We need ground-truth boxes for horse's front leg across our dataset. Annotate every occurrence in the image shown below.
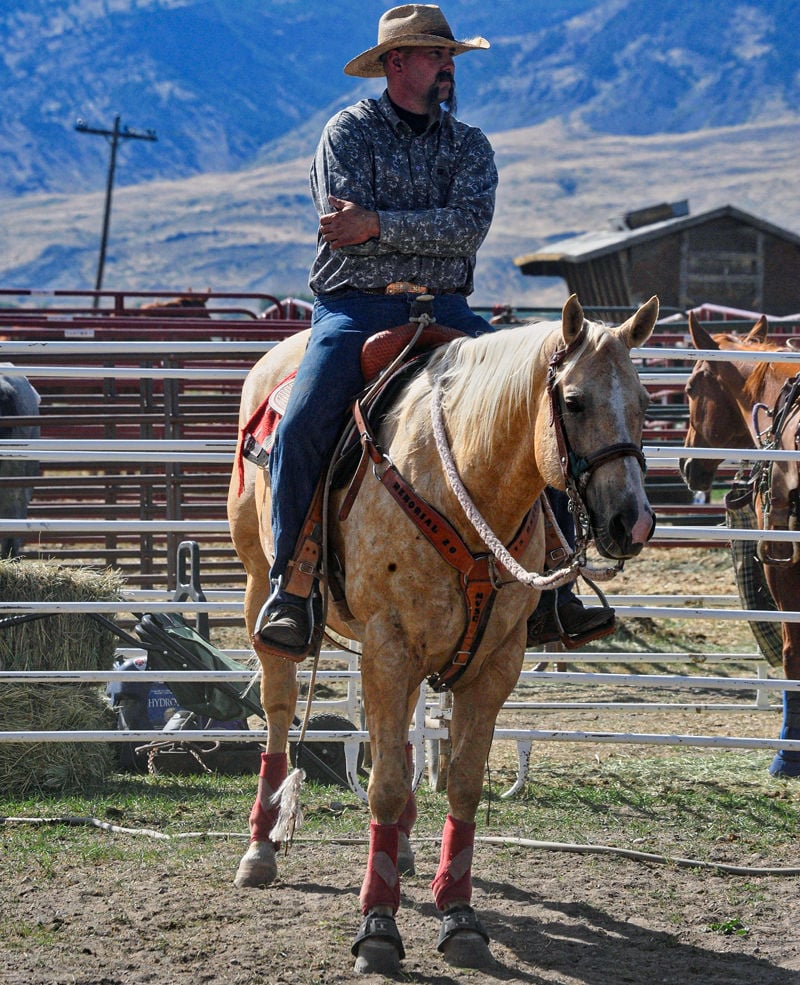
[351,635,417,975]
[432,667,516,969]
[234,653,298,888]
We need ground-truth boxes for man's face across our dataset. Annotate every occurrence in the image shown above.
[398,46,456,108]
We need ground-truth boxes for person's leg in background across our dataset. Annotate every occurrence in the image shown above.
[526,487,616,646]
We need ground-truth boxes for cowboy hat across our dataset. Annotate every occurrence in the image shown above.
[344,4,490,78]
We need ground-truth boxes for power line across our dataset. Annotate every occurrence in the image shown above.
[75,115,158,307]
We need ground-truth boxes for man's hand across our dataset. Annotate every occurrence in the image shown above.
[319,195,380,248]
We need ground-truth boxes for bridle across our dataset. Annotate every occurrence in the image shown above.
[547,323,649,550]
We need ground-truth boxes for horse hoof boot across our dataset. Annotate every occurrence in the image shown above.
[233,841,278,888]
[398,831,416,876]
[352,912,405,975]
[769,753,800,779]
[437,906,493,969]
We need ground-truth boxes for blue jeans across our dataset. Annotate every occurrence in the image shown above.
[547,487,578,605]
[268,291,493,583]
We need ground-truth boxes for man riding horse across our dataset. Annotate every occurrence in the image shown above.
[255,3,612,657]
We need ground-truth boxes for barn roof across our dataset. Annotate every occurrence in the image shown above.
[514,204,800,275]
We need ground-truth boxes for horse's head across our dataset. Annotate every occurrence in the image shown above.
[540,294,659,560]
[679,313,765,492]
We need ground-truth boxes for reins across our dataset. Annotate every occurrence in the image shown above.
[430,384,580,592]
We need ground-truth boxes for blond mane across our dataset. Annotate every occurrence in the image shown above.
[396,319,574,462]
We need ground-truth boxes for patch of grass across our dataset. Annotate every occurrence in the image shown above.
[0,917,63,950]
[479,751,799,860]
[1,752,797,880]
[707,916,750,936]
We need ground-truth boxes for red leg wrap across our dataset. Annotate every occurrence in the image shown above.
[431,814,475,911]
[248,752,287,844]
[397,743,417,837]
[359,822,400,915]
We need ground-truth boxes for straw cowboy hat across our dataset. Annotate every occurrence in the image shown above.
[344,4,490,78]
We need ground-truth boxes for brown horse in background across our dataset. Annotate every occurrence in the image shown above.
[227,295,658,973]
[139,290,211,316]
[680,312,800,777]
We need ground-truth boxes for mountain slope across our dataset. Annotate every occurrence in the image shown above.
[4,117,798,307]
[1,0,798,198]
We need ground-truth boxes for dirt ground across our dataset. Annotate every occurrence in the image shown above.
[2,548,800,985]
[3,833,799,985]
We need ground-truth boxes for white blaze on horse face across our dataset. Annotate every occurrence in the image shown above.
[572,336,652,551]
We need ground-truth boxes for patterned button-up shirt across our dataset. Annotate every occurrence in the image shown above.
[308,91,497,297]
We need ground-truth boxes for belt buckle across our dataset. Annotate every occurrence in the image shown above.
[386,281,428,296]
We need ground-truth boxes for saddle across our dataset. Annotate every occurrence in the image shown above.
[240,320,467,664]
[236,321,465,495]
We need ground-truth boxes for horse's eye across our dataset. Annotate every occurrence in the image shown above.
[563,394,583,413]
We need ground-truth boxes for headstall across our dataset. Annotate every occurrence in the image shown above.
[546,324,647,548]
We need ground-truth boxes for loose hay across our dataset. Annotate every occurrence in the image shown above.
[0,560,124,793]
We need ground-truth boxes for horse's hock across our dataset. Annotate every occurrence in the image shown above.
[0,558,123,793]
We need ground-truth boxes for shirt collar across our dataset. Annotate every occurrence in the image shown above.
[379,90,442,136]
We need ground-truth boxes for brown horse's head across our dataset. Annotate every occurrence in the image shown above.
[680,313,777,492]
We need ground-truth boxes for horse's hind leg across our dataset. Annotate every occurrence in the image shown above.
[228,466,300,886]
[234,650,298,887]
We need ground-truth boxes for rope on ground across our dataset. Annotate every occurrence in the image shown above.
[3,816,800,876]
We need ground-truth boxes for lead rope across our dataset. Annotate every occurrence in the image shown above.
[430,383,618,588]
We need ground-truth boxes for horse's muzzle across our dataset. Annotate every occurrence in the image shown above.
[595,502,655,559]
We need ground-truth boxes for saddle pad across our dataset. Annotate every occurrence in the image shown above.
[236,371,296,494]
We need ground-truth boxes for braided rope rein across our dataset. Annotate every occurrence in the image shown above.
[430,383,618,589]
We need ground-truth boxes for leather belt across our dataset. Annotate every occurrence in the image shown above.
[360,281,461,296]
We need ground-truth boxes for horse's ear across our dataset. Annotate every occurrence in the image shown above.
[747,315,769,344]
[616,296,659,349]
[561,294,584,345]
[688,311,719,352]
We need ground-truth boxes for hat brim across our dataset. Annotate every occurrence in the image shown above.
[344,35,489,78]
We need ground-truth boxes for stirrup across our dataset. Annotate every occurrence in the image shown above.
[557,614,616,649]
[252,580,323,664]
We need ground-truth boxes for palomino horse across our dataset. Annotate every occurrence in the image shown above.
[680,312,800,778]
[228,295,658,973]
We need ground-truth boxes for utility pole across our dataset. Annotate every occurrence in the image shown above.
[75,115,158,307]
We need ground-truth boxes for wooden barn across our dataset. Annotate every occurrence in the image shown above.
[514,202,800,316]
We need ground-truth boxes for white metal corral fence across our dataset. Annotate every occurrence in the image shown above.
[3,337,800,798]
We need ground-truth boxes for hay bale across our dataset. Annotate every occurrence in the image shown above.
[0,560,124,793]
[0,560,122,671]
